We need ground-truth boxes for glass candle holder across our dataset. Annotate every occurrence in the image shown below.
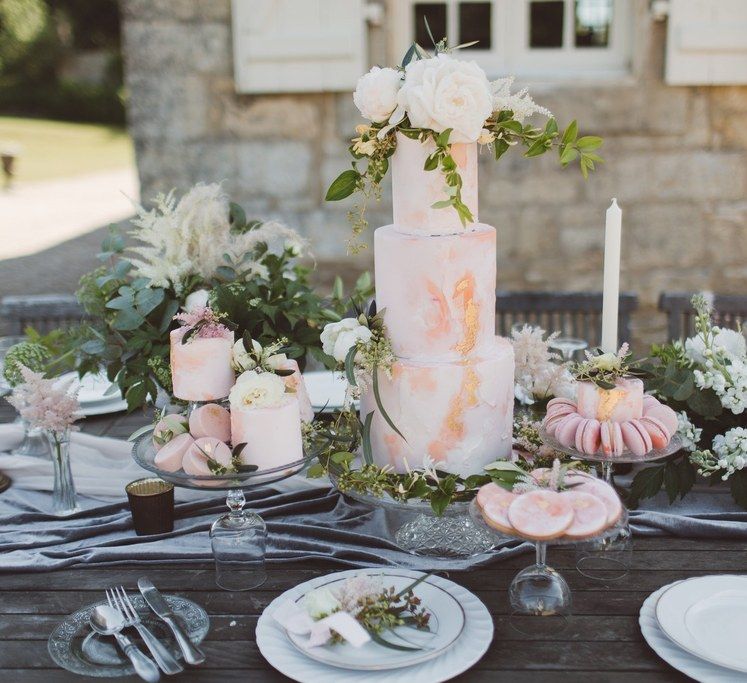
[126,478,174,535]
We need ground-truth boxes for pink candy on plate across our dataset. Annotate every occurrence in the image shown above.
[183,437,233,476]
[154,432,194,472]
[189,403,231,442]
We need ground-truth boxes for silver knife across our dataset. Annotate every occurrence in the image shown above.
[137,578,206,665]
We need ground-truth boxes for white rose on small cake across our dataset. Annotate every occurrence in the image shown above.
[229,369,303,470]
[320,318,373,363]
[353,66,402,123]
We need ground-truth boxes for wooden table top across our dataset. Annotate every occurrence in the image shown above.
[0,405,739,681]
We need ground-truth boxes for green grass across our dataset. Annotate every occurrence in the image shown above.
[0,117,134,183]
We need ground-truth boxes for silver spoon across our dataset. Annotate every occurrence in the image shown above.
[89,605,160,682]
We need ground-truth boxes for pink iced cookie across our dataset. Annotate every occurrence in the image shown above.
[154,432,194,472]
[482,489,517,535]
[601,421,624,457]
[561,490,609,539]
[621,419,653,456]
[183,437,232,475]
[575,418,602,455]
[556,414,584,448]
[152,414,188,449]
[639,415,672,449]
[507,490,574,541]
[643,400,679,436]
[189,403,231,442]
[566,473,623,526]
[476,482,503,509]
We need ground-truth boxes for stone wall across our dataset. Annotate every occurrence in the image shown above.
[121,0,747,349]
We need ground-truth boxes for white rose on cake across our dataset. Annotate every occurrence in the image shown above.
[397,54,493,143]
[321,318,373,363]
[183,288,210,313]
[233,339,288,372]
[229,370,287,409]
[353,66,402,123]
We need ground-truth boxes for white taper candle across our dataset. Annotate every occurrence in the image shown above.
[601,198,622,353]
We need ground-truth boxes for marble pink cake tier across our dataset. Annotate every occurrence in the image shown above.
[360,338,514,476]
[374,223,497,361]
[230,397,303,470]
[576,378,644,422]
[276,358,314,423]
[170,328,235,401]
[391,132,478,235]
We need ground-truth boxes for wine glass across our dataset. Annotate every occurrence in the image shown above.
[548,336,588,362]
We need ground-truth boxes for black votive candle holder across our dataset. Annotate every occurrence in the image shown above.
[126,478,174,535]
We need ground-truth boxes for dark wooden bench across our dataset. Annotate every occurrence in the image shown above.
[659,292,747,341]
[496,291,638,347]
[0,294,87,335]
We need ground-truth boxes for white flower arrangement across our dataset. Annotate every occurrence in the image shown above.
[320,318,373,364]
[692,428,747,481]
[228,370,289,410]
[511,325,575,404]
[327,31,601,249]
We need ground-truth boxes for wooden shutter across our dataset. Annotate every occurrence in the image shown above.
[665,0,747,85]
[232,0,367,93]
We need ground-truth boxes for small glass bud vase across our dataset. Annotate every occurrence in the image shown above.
[46,429,79,517]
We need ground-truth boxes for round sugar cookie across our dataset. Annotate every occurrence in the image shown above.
[507,490,574,541]
[565,473,623,526]
[476,482,504,509]
[189,403,231,442]
[482,489,517,535]
[154,432,194,472]
[561,490,609,539]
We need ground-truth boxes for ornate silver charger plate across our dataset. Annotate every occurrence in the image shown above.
[327,460,494,558]
[48,594,209,677]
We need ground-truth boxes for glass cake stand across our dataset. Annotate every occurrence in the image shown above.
[469,499,629,633]
[540,427,683,580]
[327,459,494,558]
[132,429,319,591]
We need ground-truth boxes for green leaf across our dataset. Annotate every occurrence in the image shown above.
[369,631,422,652]
[524,139,549,158]
[112,309,146,331]
[325,170,360,201]
[332,276,344,301]
[423,154,439,172]
[306,462,325,478]
[229,202,246,230]
[559,146,579,166]
[401,42,419,68]
[125,382,147,412]
[423,14,437,48]
[730,470,747,509]
[561,120,578,146]
[436,128,452,147]
[430,489,451,517]
[687,389,723,418]
[134,288,165,317]
[672,374,695,402]
[664,461,680,504]
[545,118,558,136]
[430,199,453,210]
[497,119,523,134]
[577,135,603,151]
[331,451,356,465]
[362,411,374,466]
[373,367,407,442]
[344,343,358,387]
[628,465,665,507]
[678,458,696,499]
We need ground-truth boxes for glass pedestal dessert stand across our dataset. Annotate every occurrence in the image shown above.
[469,499,629,634]
[540,428,683,580]
[132,429,318,591]
[327,459,494,558]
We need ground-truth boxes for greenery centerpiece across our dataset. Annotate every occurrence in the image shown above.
[72,183,372,410]
[326,24,603,250]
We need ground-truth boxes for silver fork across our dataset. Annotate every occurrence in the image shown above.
[107,587,184,675]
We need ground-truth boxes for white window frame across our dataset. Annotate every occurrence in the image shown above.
[388,0,632,81]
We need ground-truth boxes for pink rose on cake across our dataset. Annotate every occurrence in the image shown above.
[396,54,493,143]
[321,318,373,363]
[353,66,402,123]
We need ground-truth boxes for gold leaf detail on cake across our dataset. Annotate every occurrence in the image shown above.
[597,388,625,422]
[453,275,478,355]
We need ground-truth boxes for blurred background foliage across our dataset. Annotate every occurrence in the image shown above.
[0,0,124,124]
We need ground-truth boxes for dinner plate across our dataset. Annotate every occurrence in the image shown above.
[285,572,465,670]
[256,568,493,683]
[58,371,123,406]
[640,581,739,683]
[302,371,349,411]
[48,593,209,677]
[656,575,747,674]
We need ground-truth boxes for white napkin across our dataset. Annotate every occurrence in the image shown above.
[273,599,371,648]
[0,423,329,502]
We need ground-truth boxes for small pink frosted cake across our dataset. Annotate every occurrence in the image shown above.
[391,132,478,235]
[170,310,235,401]
[276,358,314,423]
[576,377,644,422]
[374,224,497,361]
[360,338,514,476]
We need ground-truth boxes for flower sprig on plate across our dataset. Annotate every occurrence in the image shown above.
[326,21,602,250]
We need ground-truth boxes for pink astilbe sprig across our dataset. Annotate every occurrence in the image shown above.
[8,366,80,436]
[174,306,231,339]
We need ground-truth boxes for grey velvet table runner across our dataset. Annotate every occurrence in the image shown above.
[3,481,747,573]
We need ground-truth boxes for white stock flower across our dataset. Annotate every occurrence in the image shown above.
[183,288,210,313]
[491,76,552,122]
[397,54,492,143]
[353,66,402,123]
[229,370,287,409]
[303,587,341,619]
[592,352,622,371]
[335,575,382,614]
[676,411,702,452]
[320,319,373,363]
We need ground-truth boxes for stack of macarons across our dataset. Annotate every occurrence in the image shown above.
[475,470,623,542]
[543,393,679,458]
[152,405,234,476]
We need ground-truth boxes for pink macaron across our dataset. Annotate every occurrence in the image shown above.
[601,420,624,457]
[620,419,653,456]
[643,401,679,436]
[639,415,672,449]
[188,403,231,442]
[556,414,584,448]
[576,418,602,455]
[153,432,194,472]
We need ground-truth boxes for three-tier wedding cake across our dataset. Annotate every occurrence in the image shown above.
[361,133,514,476]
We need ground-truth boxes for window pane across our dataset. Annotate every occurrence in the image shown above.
[414,3,447,47]
[529,1,564,48]
[458,3,491,50]
[575,0,613,47]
